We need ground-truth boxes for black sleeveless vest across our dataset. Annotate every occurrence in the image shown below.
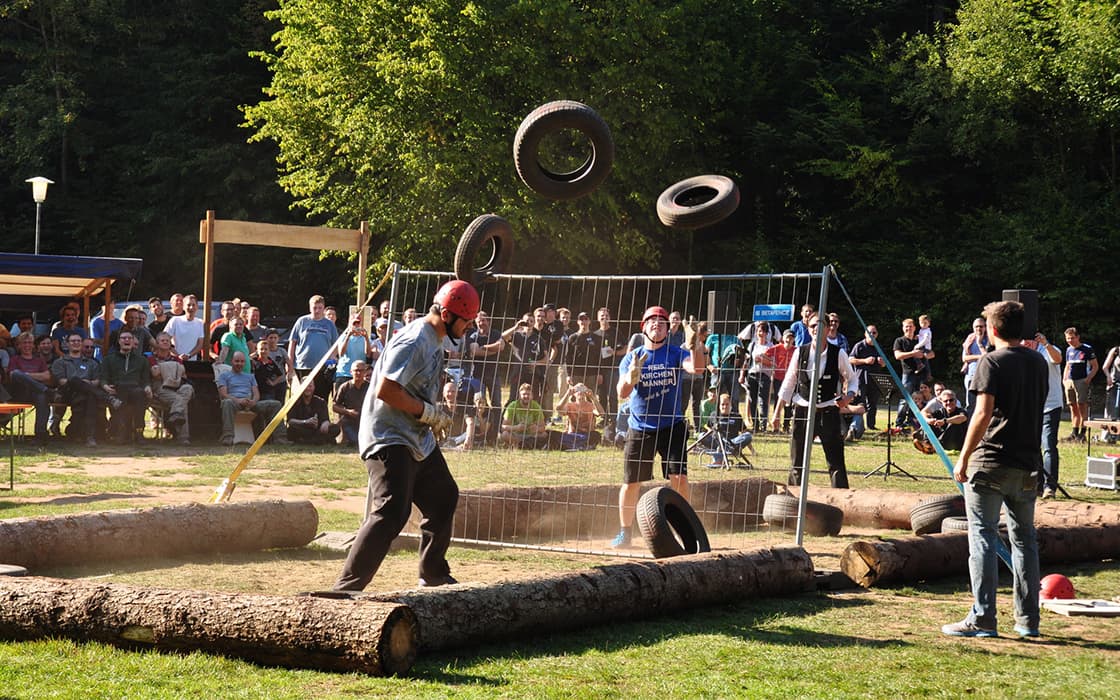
[796,342,841,403]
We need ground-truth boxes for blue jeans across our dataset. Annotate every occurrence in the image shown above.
[964,467,1040,631]
[896,373,922,426]
[1040,407,1061,491]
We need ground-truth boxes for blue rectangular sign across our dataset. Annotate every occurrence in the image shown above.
[753,304,795,323]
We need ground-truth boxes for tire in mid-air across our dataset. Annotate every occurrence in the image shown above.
[656,175,740,229]
[454,214,513,287]
[513,100,614,200]
[636,486,710,559]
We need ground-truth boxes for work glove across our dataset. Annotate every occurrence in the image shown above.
[628,349,648,387]
[419,400,453,434]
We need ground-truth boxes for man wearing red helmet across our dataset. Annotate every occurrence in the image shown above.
[333,279,480,591]
[610,305,706,548]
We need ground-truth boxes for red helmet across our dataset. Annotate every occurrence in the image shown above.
[642,305,669,323]
[434,280,480,321]
[1040,573,1075,600]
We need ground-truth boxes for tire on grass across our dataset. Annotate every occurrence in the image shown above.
[636,486,710,559]
[513,100,613,200]
[656,175,740,229]
[909,494,965,535]
[454,214,513,287]
[761,494,843,537]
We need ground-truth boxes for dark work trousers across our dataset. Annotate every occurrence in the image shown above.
[788,404,849,488]
[334,444,459,591]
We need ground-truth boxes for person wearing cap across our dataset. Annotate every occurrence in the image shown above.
[333,279,480,592]
[610,305,705,548]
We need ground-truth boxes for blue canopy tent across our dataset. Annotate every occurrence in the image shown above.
[0,253,143,343]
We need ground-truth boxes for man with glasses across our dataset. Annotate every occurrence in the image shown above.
[772,313,855,488]
[50,332,105,446]
[917,389,969,452]
[332,360,370,446]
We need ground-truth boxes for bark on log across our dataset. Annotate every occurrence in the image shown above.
[805,485,1120,530]
[446,478,777,542]
[0,500,318,570]
[840,525,1120,588]
[357,545,813,651]
[0,576,417,676]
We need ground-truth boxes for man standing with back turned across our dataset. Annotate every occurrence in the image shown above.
[333,280,479,591]
[942,300,1047,639]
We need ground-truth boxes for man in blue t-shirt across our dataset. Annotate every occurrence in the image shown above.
[609,305,705,549]
[1062,326,1098,443]
[287,294,340,400]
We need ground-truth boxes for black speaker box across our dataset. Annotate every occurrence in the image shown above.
[1001,289,1038,339]
[707,291,738,335]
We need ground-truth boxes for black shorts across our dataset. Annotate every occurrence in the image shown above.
[622,420,688,483]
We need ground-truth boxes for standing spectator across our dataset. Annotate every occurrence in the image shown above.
[164,295,206,361]
[218,317,252,373]
[335,313,373,388]
[147,297,170,337]
[89,306,124,360]
[893,318,934,429]
[595,307,627,440]
[1062,327,1098,443]
[501,308,549,404]
[1103,343,1120,433]
[288,294,340,401]
[825,313,849,353]
[740,322,774,432]
[680,321,711,430]
[168,293,185,318]
[50,304,87,357]
[610,306,704,548]
[961,317,989,415]
[705,324,744,410]
[563,312,603,391]
[765,330,797,433]
[772,313,855,489]
[332,280,479,592]
[789,304,815,346]
[848,326,884,433]
[942,300,1045,639]
[1035,331,1064,498]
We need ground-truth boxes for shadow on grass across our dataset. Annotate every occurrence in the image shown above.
[416,594,887,685]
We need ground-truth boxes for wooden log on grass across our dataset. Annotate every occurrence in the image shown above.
[805,486,1120,530]
[0,500,318,570]
[0,577,417,676]
[840,525,1120,588]
[357,545,813,651]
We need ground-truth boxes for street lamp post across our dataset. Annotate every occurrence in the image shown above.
[25,176,54,255]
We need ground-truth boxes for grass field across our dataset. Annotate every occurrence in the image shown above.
[1,423,1118,698]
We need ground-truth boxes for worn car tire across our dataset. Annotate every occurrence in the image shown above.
[636,486,710,559]
[656,175,740,229]
[910,494,966,535]
[513,100,614,200]
[761,494,843,537]
[454,214,513,287]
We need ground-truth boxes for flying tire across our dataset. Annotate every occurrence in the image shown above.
[513,100,614,200]
[656,175,740,229]
[454,214,513,287]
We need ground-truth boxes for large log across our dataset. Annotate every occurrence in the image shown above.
[806,485,1120,530]
[0,500,318,570]
[0,576,417,676]
[840,524,1120,587]
[355,545,813,651]
[444,477,778,543]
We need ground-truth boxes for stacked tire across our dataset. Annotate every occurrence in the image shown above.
[909,494,966,535]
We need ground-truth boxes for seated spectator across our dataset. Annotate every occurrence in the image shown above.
[110,305,154,353]
[333,360,370,446]
[8,331,53,444]
[101,330,152,443]
[8,313,34,338]
[552,382,603,450]
[916,389,969,452]
[699,393,753,464]
[148,332,194,445]
[287,381,340,445]
[253,333,288,403]
[437,380,477,450]
[50,303,87,356]
[216,351,286,446]
[500,382,547,449]
[698,385,718,429]
[50,332,105,446]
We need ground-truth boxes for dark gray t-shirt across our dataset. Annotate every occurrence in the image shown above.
[359,319,444,461]
[970,345,1047,472]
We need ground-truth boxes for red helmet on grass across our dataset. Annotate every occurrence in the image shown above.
[1040,573,1075,600]
[434,280,480,321]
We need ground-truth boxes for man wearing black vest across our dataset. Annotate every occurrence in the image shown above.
[772,313,855,488]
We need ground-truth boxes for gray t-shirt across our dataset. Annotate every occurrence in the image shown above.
[359,319,444,461]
